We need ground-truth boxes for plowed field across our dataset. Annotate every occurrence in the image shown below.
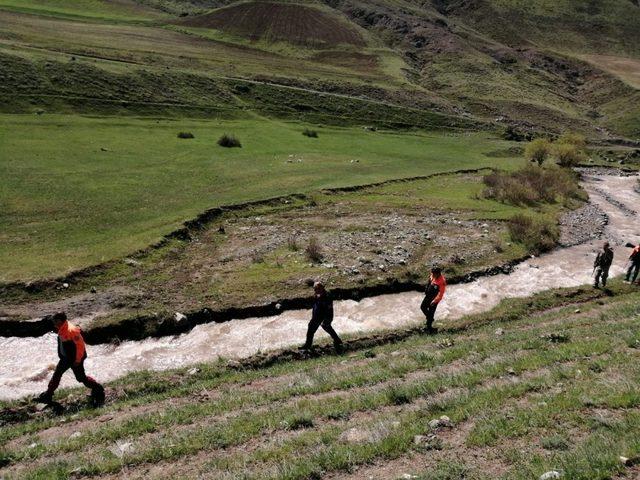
[179,1,366,47]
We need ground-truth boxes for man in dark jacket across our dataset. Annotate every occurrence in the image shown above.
[593,242,614,288]
[626,244,640,284]
[421,266,446,334]
[36,312,105,405]
[299,282,343,352]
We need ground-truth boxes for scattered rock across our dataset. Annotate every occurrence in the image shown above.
[539,471,562,480]
[174,312,187,323]
[90,286,97,294]
[542,333,570,343]
[62,282,69,289]
[69,431,82,439]
[187,367,200,376]
[620,456,631,466]
[28,442,38,449]
[124,258,141,267]
[495,328,504,336]
[35,403,48,412]
[574,309,581,314]
[428,415,453,429]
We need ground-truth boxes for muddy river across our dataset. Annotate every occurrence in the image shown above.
[1,173,638,400]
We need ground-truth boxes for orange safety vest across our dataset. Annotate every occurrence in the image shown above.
[57,320,86,364]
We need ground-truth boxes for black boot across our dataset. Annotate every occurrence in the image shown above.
[36,391,53,404]
[90,386,105,406]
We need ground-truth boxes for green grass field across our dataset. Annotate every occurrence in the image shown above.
[0,114,522,282]
[2,283,639,479]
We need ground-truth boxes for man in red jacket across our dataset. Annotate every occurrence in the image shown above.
[37,312,105,406]
[626,244,640,284]
[420,266,446,334]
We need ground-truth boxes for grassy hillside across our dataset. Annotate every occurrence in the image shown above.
[2,283,640,479]
[0,115,519,282]
[0,0,639,284]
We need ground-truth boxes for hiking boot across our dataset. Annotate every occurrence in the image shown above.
[425,327,439,335]
[89,386,105,406]
[36,391,53,404]
[334,343,345,354]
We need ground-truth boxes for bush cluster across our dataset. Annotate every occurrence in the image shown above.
[483,165,584,206]
[218,134,242,148]
[507,214,559,254]
[302,128,318,138]
[524,132,587,167]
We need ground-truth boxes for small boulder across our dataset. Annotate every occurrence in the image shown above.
[174,312,187,323]
[495,328,504,336]
[539,471,562,480]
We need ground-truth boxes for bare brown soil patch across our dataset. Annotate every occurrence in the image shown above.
[178,1,366,47]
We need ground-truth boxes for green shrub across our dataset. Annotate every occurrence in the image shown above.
[507,214,559,253]
[302,128,318,138]
[557,132,587,149]
[483,165,583,206]
[555,142,586,167]
[218,134,241,148]
[525,138,552,166]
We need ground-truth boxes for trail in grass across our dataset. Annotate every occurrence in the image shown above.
[0,173,638,400]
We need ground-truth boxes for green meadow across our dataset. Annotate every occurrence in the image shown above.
[0,114,521,282]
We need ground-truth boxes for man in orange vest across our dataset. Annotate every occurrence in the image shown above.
[420,266,446,334]
[626,244,640,284]
[37,312,105,406]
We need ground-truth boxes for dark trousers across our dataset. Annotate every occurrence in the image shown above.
[420,298,438,329]
[594,267,610,287]
[47,360,102,395]
[627,263,640,283]
[304,318,342,348]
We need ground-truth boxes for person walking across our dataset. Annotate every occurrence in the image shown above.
[421,266,446,334]
[37,312,105,406]
[299,282,343,352]
[593,241,614,288]
[625,244,640,284]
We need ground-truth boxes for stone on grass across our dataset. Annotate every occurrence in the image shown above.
[428,415,453,429]
[495,328,504,336]
[539,471,562,480]
[174,312,187,323]
[620,456,631,466]
[69,431,82,439]
[187,367,200,376]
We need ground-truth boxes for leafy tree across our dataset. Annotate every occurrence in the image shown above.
[525,138,552,166]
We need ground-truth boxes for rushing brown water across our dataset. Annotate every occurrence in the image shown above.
[1,173,638,400]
